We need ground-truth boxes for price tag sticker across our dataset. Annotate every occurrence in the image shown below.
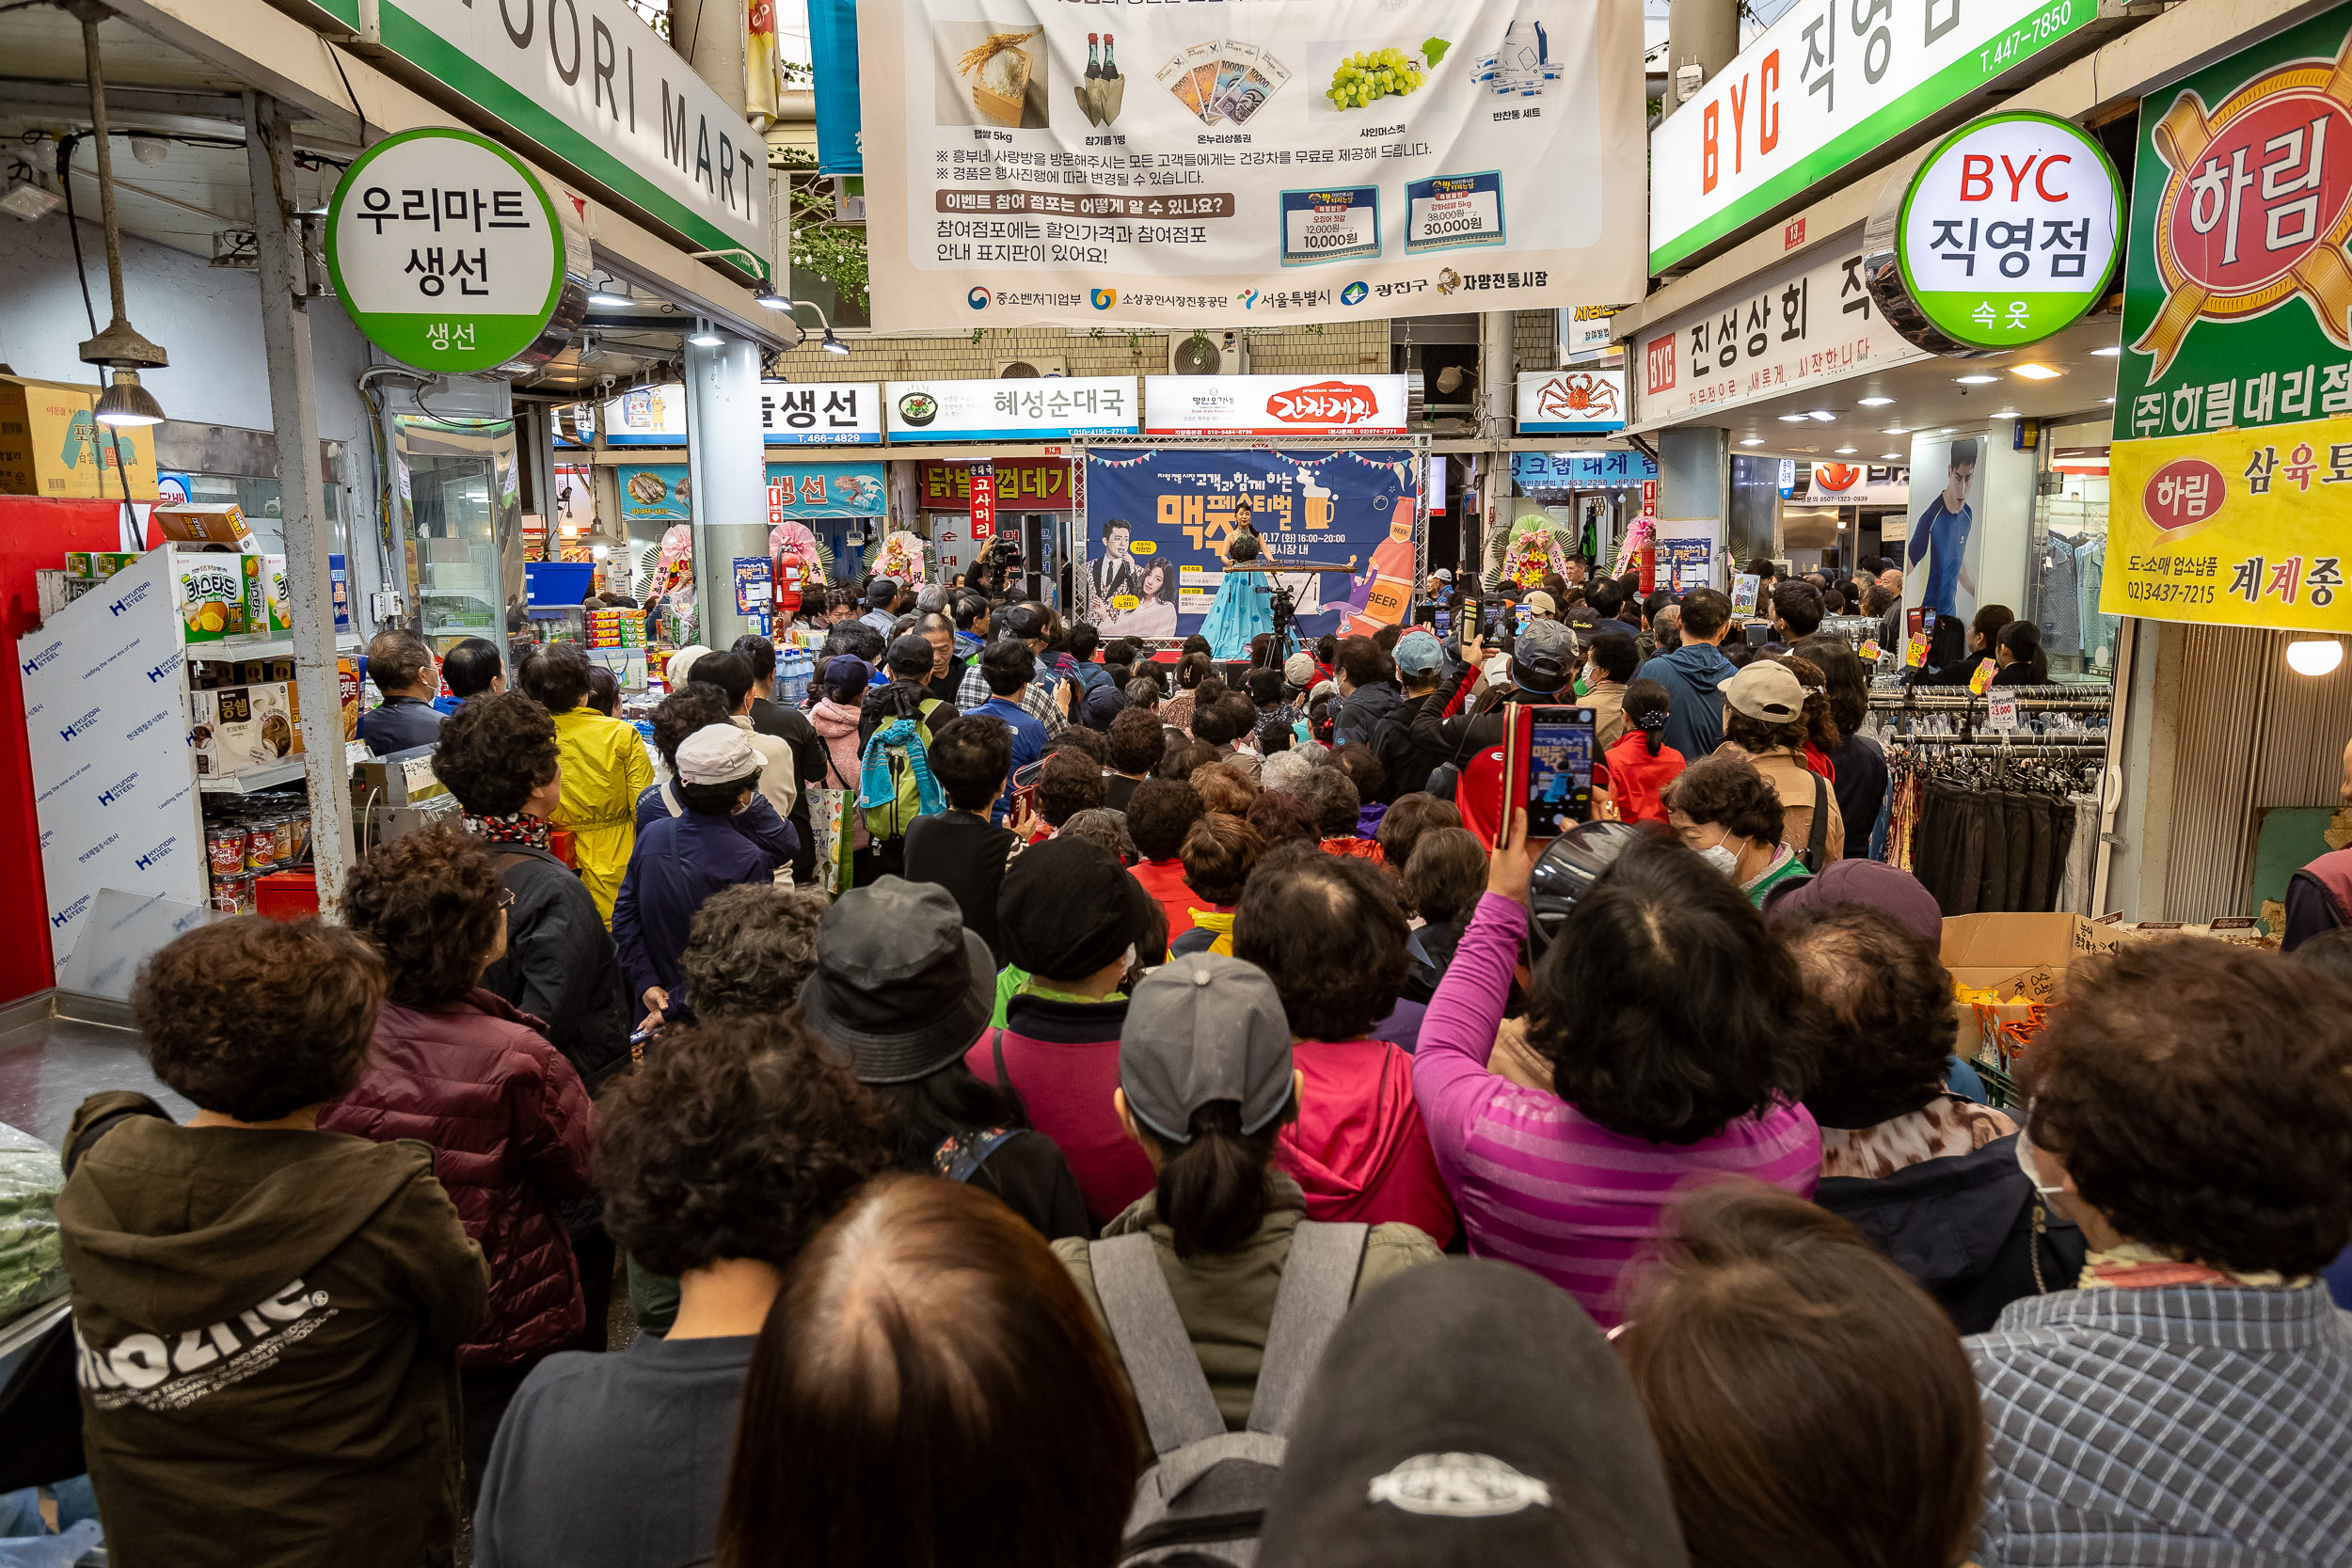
[1987,696,2019,732]
[1968,658,1997,695]
[1905,634,1930,669]
[1859,638,1883,661]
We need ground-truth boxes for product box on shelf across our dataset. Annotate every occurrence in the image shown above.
[34,570,101,620]
[152,502,253,546]
[339,657,362,737]
[65,550,142,579]
[242,554,292,637]
[0,373,159,499]
[188,681,304,776]
[176,553,248,642]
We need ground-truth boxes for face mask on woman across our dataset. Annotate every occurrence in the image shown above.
[1696,831,1746,877]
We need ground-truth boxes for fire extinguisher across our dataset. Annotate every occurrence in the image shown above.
[1639,540,1656,595]
[774,552,806,616]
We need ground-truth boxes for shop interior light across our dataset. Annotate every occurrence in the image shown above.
[755,288,791,309]
[688,320,725,347]
[2288,639,2345,677]
[94,368,165,427]
[1739,436,1765,445]
[1883,427,1909,436]
[1806,409,1836,421]
[1777,413,1810,422]
[1882,451,1902,459]
[1834,446,1857,454]
[1836,518,1848,531]
[2010,363,2063,380]
[588,285,633,308]
[2102,396,2118,404]
[1856,396,1895,407]
[1955,374,2000,385]
[2090,345,2122,357]
[820,330,850,356]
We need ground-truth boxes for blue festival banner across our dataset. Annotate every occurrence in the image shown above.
[808,0,863,177]
[617,461,885,523]
[1083,448,1422,642]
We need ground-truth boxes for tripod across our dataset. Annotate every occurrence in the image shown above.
[1226,559,1358,666]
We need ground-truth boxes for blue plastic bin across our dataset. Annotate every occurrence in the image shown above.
[525,561,597,607]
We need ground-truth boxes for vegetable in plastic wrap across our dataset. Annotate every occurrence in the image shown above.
[0,1121,68,1323]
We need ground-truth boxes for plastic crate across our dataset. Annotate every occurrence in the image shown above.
[255,869,319,920]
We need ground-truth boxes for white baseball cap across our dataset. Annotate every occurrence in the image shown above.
[675,723,761,785]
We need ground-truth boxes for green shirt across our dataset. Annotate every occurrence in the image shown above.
[991,967,1125,1026]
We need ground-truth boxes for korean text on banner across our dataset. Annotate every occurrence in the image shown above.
[2112,3,2352,444]
[857,0,1647,329]
[1648,0,2101,272]
[2103,419,2352,634]
[886,377,1138,441]
[1145,375,1409,436]
[1085,448,1422,641]
[1513,450,1657,488]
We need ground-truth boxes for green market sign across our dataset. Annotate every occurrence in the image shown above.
[1878,111,2121,353]
[326,129,566,374]
[1648,0,2104,272]
[2113,2,2352,442]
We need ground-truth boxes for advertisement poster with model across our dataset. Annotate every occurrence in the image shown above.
[1903,432,1986,636]
[1083,448,1422,644]
[857,0,1647,329]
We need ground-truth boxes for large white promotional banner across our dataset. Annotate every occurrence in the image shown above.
[19,551,207,979]
[860,0,1648,329]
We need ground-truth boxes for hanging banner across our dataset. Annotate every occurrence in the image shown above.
[619,461,886,522]
[1084,448,1422,641]
[810,0,866,176]
[1144,374,1410,436]
[919,458,1075,509]
[2112,6,2352,445]
[2102,420,2352,633]
[885,376,1138,441]
[969,461,998,541]
[1512,450,1657,488]
[1648,0,2102,272]
[1515,368,1627,434]
[856,0,1648,329]
[587,381,884,446]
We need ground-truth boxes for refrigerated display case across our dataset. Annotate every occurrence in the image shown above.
[376,378,527,667]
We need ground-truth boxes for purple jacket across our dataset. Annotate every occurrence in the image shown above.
[321,990,595,1368]
[1410,894,1821,1327]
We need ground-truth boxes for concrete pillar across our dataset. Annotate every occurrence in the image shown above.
[1664,0,1741,120]
[685,331,769,648]
[1658,425,1729,588]
[246,91,356,914]
[671,0,750,120]
[1480,310,1515,445]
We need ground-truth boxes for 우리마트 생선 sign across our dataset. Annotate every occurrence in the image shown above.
[1867,111,2121,354]
[326,128,566,374]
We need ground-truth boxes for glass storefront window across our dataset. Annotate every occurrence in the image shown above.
[393,415,520,646]
[2026,417,2117,676]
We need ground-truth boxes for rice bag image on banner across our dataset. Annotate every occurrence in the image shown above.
[939,22,1046,127]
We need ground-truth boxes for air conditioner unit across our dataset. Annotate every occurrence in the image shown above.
[993,356,1069,378]
[1168,330,1247,375]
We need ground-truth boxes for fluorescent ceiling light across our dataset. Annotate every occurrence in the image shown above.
[1777,414,1810,422]
[2010,363,2063,380]
[1807,409,1836,421]
[1955,374,1999,385]
[1882,451,1902,459]
[588,288,632,308]
[1739,436,1765,445]
[2090,345,2122,357]
[1883,427,1909,436]
[1856,396,1894,407]
[1834,446,1857,454]
[2102,397,2117,404]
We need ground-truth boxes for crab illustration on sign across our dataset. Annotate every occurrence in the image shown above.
[2134,27,2352,376]
[1534,372,1620,423]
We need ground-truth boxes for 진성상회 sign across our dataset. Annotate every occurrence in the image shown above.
[856,0,1648,330]
[326,129,567,374]
[1868,111,2120,352]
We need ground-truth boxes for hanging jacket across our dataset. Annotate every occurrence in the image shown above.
[1814,1132,2086,1335]
[56,1092,488,1568]
[1279,1038,1457,1246]
[548,706,654,925]
[320,991,596,1370]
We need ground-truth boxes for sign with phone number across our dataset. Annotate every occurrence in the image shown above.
[2104,415,2352,632]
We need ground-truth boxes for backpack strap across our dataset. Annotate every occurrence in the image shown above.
[989,1028,1012,1093]
[1804,768,1830,873]
[1089,1232,1226,1457]
[64,1101,169,1175]
[1245,1221,1367,1436]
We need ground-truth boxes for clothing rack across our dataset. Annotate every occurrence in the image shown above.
[1870,681,2113,708]
[1888,738,2109,755]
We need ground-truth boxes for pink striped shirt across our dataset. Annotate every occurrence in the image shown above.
[1411,893,1821,1326]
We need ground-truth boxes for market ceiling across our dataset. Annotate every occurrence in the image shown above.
[1716,311,2122,465]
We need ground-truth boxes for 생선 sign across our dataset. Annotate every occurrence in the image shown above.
[1864,111,2120,354]
[326,128,571,374]
[856,0,1648,329]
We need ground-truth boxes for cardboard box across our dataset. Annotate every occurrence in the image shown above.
[175,553,248,642]
[0,374,159,499]
[152,502,253,546]
[188,681,303,776]
[339,657,362,739]
[241,556,290,638]
[1942,912,2129,1072]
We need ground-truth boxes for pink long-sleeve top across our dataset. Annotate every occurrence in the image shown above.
[1410,893,1822,1326]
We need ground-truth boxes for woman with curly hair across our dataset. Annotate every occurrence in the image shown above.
[434,691,633,1091]
[322,827,596,1501]
[472,1016,886,1568]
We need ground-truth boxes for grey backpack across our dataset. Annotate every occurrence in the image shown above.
[1089,1220,1367,1565]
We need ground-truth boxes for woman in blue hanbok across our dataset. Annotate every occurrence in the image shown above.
[1200,520,1274,661]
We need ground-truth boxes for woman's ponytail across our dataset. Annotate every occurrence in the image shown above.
[1153,1099,1289,1258]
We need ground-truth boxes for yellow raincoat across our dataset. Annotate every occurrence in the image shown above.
[549,705,653,924]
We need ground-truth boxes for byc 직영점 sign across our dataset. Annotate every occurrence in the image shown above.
[326,128,568,375]
[1864,111,2120,355]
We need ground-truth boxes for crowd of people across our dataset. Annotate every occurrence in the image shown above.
[30,561,2352,1568]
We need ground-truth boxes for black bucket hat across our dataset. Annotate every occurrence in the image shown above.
[799,877,994,1084]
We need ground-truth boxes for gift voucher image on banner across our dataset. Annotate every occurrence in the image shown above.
[859,0,1648,329]
[2104,418,2352,634]
[1083,448,1421,641]
[2112,2,2352,445]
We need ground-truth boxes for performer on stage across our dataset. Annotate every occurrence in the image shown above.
[1200,507,1275,660]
